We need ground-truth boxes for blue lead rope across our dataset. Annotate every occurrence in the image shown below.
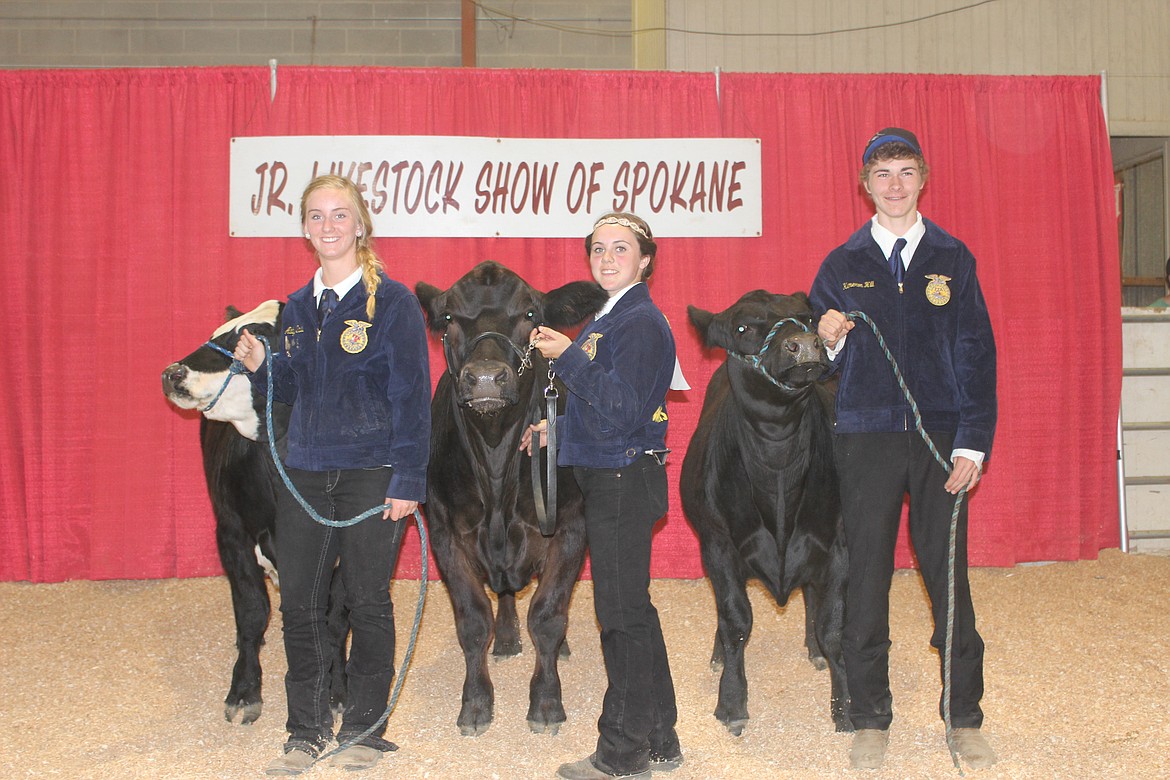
[845,310,965,774]
[244,335,430,767]
[200,342,249,413]
[726,316,813,391]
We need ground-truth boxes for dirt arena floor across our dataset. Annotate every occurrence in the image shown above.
[2,548,1167,779]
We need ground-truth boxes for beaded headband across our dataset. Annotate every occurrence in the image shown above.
[592,215,650,241]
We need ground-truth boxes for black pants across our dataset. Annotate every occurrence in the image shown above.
[574,455,680,775]
[835,431,985,731]
[276,466,403,753]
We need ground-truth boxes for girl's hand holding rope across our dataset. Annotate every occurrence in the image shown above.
[234,328,265,373]
[383,498,418,522]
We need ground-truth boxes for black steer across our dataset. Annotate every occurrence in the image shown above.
[415,261,606,736]
[161,301,348,724]
[680,290,850,735]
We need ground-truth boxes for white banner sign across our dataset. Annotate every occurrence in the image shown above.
[230,136,761,238]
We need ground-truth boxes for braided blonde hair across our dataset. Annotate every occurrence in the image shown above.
[299,174,384,320]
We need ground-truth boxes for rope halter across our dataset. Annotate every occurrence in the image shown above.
[726,316,816,392]
[200,341,249,412]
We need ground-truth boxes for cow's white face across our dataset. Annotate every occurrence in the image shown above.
[161,300,282,441]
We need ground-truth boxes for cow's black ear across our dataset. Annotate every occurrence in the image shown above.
[689,304,739,350]
[543,281,608,328]
[687,305,715,346]
[414,282,446,331]
[791,291,812,309]
[224,305,243,322]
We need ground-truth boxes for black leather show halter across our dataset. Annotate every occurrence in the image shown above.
[527,365,559,537]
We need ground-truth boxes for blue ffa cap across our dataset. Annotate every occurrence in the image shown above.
[862,127,922,164]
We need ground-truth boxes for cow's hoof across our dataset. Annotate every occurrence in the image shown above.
[457,705,493,735]
[459,722,491,737]
[715,704,748,737]
[528,719,562,735]
[225,701,262,725]
[491,638,522,657]
[528,699,567,734]
[807,654,828,671]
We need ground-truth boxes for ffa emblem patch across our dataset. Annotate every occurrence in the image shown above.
[925,274,952,306]
[581,333,603,361]
[339,320,372,354]
[283,325,304,355]
[652,406,668,423]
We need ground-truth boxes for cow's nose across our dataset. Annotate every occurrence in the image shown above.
[459,361,513,391]
[783,333,823,361]
[161,363,187,392]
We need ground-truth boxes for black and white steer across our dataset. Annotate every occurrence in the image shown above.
[161,301,348,724]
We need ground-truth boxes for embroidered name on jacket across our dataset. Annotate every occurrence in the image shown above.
[842,280,876,290]
[283,324,304,355]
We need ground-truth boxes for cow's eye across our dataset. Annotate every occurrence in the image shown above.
[443,313,453,324]
[736,325,748,334]
[525,310,536,320]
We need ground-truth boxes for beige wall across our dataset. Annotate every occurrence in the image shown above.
[4,1,1168,136]
[665,0,1170,137]
[0,1,633,69]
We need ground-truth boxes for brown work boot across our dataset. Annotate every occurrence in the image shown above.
[264,746,315,776]
[648,748,684,772]
[849,729,889,770]
[325,744,383,771]
[556,753,651,779]
[949,728,998,769]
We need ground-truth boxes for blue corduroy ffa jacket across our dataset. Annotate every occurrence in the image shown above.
[809,218,997,458]
[252,272,432,502]
[554,283,675,469]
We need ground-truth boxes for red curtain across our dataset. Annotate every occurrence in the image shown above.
[0,68,1120,581]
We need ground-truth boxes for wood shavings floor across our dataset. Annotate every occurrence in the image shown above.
[2,548,1167,779]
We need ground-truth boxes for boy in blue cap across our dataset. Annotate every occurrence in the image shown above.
[810,128,998,771]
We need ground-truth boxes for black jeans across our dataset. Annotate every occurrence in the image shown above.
[574,455,680,775]
[835,431,985,732]
[276,466,403,753]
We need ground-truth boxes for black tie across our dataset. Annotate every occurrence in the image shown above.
[889,237,907,292]
[318,288,339,328]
